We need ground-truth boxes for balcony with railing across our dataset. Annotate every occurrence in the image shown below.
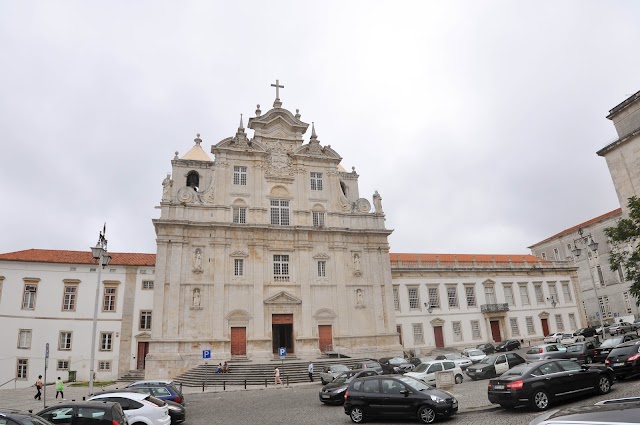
[480,303,510,313]
[389,256,574,272]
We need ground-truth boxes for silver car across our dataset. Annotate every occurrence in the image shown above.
[435,353,473,369]
[525,343,569,361]
[319,364,350,384]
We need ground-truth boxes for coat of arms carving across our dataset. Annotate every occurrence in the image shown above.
[266,141,293,177]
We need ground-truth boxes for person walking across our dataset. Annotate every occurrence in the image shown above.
[55,377,64,400]
[34,375,43,400]
[308,362,314,382]
[274,367,282,385]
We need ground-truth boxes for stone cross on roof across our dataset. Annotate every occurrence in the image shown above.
[271,79,284,107]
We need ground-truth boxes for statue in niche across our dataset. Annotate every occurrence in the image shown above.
[192,288,201,308]
[193,248,203,273]
[373,190,383,214]
[356,288,365,308]
[162,173,173,201]
[353,253,362,276]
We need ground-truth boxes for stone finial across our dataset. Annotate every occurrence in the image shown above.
[255,104,261,116]
[239,114,244,130]
[310,122,318,140]
[352,166,356,173]
[174,151,179,160]
[295,108,301,119]
[194,133,202,146]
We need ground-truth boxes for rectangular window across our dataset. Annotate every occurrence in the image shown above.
[234,259,244,277]
[317,260,326,277]
[270,199,290,226]
[598,296,612,318]
[98,361,111,371]
[465,286,476,307]
[310,172,323,191]
[17,359,28,379]
[273,255,290,281]
[408,287,420,310]
[597,265,605,286]
[142,280,154,290]
[17,329,32,349]
[22,284,37,310]
[569,313,577,330]
[233,166,247,185]
[541,252,547,260]
[397,325,403,346]
[526,317,535,335]
[393,286,400,311]
[471,320,481,340]
[549,284,558,304]
[59,331,72,350]
[623,292,633,314]
[618,265,625,283]
[561,283,572,303]
[555,314,564,332]
[103,286,117,312]
[553,248,560,261]
[312,211,325,227]
[484,286,496,304]
[428,287,440,308]
[452,321,462,342]
[447,286,459,308]
[233,207,247,224]
[510,318,520,337]
[100,332,113,351]
[519,284,530,305]
[412,323,424,345]
[534,285,544,304]
[140,310,152,330]
[62,285,77,311]
[504,285,515,306]
[57,360,69,370]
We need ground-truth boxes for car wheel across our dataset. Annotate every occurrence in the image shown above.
[350,407,365,423]
[585,356,593,364]
[531,389,550,411]
[418,406,437,424]
[455,374,463,384]
[597,376,611,394]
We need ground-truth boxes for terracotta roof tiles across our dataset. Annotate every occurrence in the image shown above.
[0,249,156,266]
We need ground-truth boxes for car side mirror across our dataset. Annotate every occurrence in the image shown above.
[400,389,410,396]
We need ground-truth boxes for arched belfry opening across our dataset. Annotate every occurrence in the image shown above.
[340,181,348,197]
[187,171,200,191]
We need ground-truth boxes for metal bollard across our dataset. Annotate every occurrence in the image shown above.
[264,378,267,387]
[179,383,183,393]
[286,376,289,386]
[245,379,247,389]
[202,382,205,392]
[223,381,226,391]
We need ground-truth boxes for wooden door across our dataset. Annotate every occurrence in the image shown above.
[490,320,502,342]
[541,318,549,336]
[136,342,149,369]
[231,327,247,355]
[318,325,333,352]
[434,326,444,348]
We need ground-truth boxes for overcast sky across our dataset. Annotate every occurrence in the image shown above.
[1,1,636,257]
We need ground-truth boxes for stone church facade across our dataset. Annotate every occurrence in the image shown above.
[147,87,401,377]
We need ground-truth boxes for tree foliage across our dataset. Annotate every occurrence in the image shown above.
[604,196,640,306]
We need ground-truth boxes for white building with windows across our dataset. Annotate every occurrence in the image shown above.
[390,253,585,354]
[0,249,155,388]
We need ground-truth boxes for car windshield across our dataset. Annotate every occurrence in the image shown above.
[447,354,462,360]
[389,357,405,365]
[398,375,432,391]
[478,355,496,364]
[333,365,349,372]
[502,364,529,376]
[600,337,624,348]
[334,371,358,383]
[413,363,430,373]
[466,350,484,356]
[566,344,583,352]
[562,334,573,338]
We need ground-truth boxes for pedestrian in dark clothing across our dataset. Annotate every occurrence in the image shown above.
[34,375,43,400]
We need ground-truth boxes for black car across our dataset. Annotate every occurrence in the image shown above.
[343,375,457,423]
[37,401,129,425]
[593,334,639,362]
[495,339,521,352]
[477,343,496,354]
[125,382,185,405]
[529,398,640,425]
[319,369,379,404]
[379,357,414,374]
[565,341,597,364]
[0,410,53,425]
[164,400,185,424]
[488,359,614,411]
[575,326,597,338]
[465,352,526,380]
[605,339,640,379]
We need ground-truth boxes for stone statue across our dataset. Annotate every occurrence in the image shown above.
[356,289,365,308]
[193,249,203,273]
[373,190,383,214]
[162,173,173,201]
[353,253,361,275]
[193,288,201,308]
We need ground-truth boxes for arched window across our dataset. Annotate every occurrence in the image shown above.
[340,181,348,197]
[187,171,200,191]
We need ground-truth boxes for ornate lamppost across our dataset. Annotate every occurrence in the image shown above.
[89,224,111,395]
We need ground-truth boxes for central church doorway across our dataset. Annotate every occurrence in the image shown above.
[272,314,294,354]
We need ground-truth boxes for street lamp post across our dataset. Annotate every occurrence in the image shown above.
[89,225,111,395]
[571,228,606,341]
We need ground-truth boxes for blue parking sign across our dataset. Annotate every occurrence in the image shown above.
[203,350,211,359]
[278,347,286,358]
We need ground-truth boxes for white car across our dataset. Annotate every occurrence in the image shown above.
[434,353,473,370]
[404,360,464,385]
[559,332,585,345]
[88,391,171,425]
[543,332,564,343]
[461,348,487,363]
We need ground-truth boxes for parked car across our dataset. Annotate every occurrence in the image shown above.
[350,360,383,374]
[434,353,473,370]
[461,348,486,363]
[560,332,585,345]
[495,339,521,352]
[605,339,640,379]
[465,352,526,380]
[378,357,414,374]
[543,332,564,344]
[525,344,569,361]
[488,359,614,411]
[575,326,597,338]
[529,398,640,425]
[37,401,129,425]
[125,383,185,405]
[404,360,464,385]
[343,374,458,423]
[407,356,435,367]
[126,379,176,388]
[318,369,379,404]
[565,341,598,364]
[633,319,640,330]
[87,392,170,425]
[609,322,633,335]
[163,401,185,425]
[593,334,640,362]
[0,409,54,425]
[318,364,350,385]
[477,343,496,354]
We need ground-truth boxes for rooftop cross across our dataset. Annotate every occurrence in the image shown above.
[271,79,284,107]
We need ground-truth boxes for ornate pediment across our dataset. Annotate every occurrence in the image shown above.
[226,309,252,320]
[230,251,249,258]
[313,308,337,320]
[248,108,309,141]
[430,317,446,326]
[264,291,302,305]
[483,279,496,286]
[313,253,330,260]
[134,332,151,339]
[538,311,550,319]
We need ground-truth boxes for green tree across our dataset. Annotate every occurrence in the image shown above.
[604,196,640,306]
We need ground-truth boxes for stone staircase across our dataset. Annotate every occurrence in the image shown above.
[118,369,145,382]
[174,357,368,387]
